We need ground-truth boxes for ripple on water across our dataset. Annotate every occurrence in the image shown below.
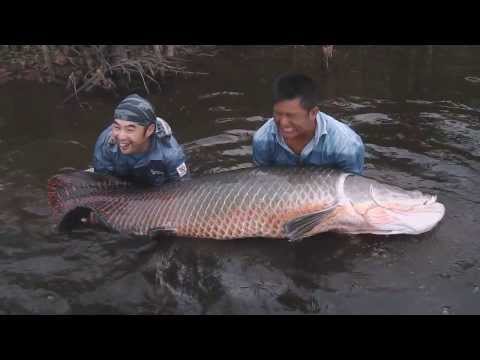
[214,116,264,125]
[184,133,240,148]
[221,146,252,157]
[198,91,244,100]
[0,284,70,314]
[75,272,154,314]
[464,76,480,84]
[0,139,90,181]
[347,113,396,126]
[208,106,233,112]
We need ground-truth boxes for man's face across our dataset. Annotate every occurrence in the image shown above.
[111,119,155,155]
[273,98,318,141]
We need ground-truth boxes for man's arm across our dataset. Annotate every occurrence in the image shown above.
[252,127,273,167]
[336,142,365,175]
[92,128,115,175]
[161,136,189,184]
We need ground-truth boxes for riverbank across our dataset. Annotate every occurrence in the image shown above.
[0,45,212,101]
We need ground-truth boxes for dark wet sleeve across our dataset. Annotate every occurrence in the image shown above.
[336,142,365,175]
[92,131,115,175]
[252,131,273,167]
[162,136,189,184]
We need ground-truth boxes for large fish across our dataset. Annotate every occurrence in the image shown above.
[47,167,445,241]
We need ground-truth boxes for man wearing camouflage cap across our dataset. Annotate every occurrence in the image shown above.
[92,94,188,186]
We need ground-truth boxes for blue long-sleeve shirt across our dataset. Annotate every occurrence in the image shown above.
[92,118,188,186]
[252,112,364,175]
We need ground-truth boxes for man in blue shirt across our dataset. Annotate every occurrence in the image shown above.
[252,73,364,175]
[92,94,188,186]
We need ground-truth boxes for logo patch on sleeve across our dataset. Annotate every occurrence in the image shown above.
[150,169,164,176]
[176,162,187,177]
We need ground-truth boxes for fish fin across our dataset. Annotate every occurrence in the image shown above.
[148,226,177,238]
[284,203,338,242]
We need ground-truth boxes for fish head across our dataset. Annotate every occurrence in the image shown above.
[343,175,445,235]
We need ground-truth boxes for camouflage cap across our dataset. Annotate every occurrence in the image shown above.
[114,94,156,126]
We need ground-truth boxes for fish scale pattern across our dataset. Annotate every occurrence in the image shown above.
[48,167,340,239]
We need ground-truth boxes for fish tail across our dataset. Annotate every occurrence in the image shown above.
[47,170,131,224]
[47,174,73,219]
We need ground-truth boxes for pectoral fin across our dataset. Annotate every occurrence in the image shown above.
[284,203,338,242]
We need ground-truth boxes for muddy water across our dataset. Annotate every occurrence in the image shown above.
[1,46,480,314]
